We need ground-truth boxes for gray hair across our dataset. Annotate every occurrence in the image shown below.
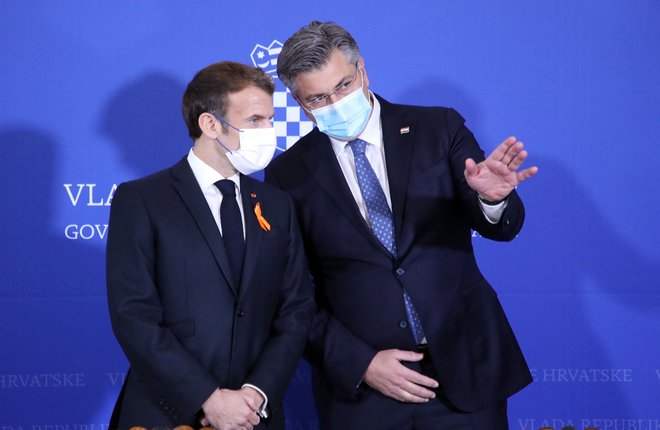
[277,21,361,93]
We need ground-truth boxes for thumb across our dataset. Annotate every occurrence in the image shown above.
[464,158,477,178]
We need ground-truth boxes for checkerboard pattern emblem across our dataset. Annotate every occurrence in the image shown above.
[250,40,315,152]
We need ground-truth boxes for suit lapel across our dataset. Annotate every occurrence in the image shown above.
[170,158,238,297]
[379,96,415,254]
[301,131,381,250]
[237,176,263,300]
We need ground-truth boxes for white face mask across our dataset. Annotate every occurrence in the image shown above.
[215,119,277,175]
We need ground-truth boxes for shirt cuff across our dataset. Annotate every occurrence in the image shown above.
[478,198,508,224]
[241,383,269,418]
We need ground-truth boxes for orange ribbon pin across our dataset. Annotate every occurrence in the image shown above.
[254,202,271,231]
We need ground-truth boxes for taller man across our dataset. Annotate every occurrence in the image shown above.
[265,21,538,429]
[106,61,314,429]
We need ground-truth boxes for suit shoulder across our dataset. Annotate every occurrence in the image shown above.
[266,128,320,174]
[123,167,170,186]
[395,102,462,122]
[116,158,187,191]
[112,162,184,205]
[378,95,464,125]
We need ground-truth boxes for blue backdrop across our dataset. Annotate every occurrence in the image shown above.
[1,1,659,429]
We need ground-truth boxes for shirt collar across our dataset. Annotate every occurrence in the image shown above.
[328,91,382,155]
[187,147,241,192]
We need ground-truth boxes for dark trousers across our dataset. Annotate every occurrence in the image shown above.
[317,346,508,430]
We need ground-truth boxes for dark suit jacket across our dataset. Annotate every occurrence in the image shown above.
[264,95,532,420]
[106,157,314,428]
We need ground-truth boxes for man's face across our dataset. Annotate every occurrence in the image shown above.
[218,85,274,151]
[292,49,370,123]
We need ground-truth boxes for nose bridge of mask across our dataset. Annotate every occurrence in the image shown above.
[239,127,276,148]
[313,87,363,123]
[314,67,363,112]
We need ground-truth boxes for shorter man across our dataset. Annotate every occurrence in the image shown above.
[107,61,313,429]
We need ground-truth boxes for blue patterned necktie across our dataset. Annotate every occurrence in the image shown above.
[348,139,425,344]
[215,179,245,286]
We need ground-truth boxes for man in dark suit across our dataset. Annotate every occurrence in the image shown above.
[265,22,538,429]
[106,61,314,429]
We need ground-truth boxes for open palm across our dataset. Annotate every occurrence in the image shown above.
[464,136,538,201]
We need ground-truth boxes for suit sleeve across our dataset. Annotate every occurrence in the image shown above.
[306,299,378,396]
[241,194,315,409]
[444,108,525,241]
[106,182,218,419]
[264,167,377,398]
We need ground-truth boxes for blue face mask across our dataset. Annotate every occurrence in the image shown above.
[310,76,372,140]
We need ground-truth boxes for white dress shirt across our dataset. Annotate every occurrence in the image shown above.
[328,93,506,225]
[187,148,246,237]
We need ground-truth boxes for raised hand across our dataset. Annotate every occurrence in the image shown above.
[363,349,439,403]
[464,136,538,201]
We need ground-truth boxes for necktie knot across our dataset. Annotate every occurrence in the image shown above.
[348,139,367,156]
[215,179,236,197]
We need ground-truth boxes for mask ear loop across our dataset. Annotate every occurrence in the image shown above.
[212,114,242,153]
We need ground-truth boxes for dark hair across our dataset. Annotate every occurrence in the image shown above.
[182,61,275,140]
[277,21,361,93]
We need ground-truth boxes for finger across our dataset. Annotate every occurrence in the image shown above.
[500,141,524,166]
[401,379,437,399]
[396,387,433,403]
[244,396,259,411]
[516,166,538,182]
[489,136,517,161]
[464,158,478,178]
[507,149,528,171]
[391,349,424,362]
[401,365,440,389]
[247,412,261,426]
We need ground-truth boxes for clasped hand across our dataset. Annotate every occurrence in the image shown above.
[201,386,263,430]
[464,136,538,201]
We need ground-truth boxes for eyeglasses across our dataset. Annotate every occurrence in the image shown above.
[301,63,362,109]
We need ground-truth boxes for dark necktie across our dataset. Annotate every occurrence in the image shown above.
[348,139,425,344]
[215,179,245,286]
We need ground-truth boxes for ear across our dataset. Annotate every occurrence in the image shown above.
[358,58,370,90]
[198,112,223,139]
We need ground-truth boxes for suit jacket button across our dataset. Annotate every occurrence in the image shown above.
[399,320,408,329]
[395,268,405,276]
[237,309,245,317]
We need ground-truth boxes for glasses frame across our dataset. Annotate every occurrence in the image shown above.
[300,63,362,110]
